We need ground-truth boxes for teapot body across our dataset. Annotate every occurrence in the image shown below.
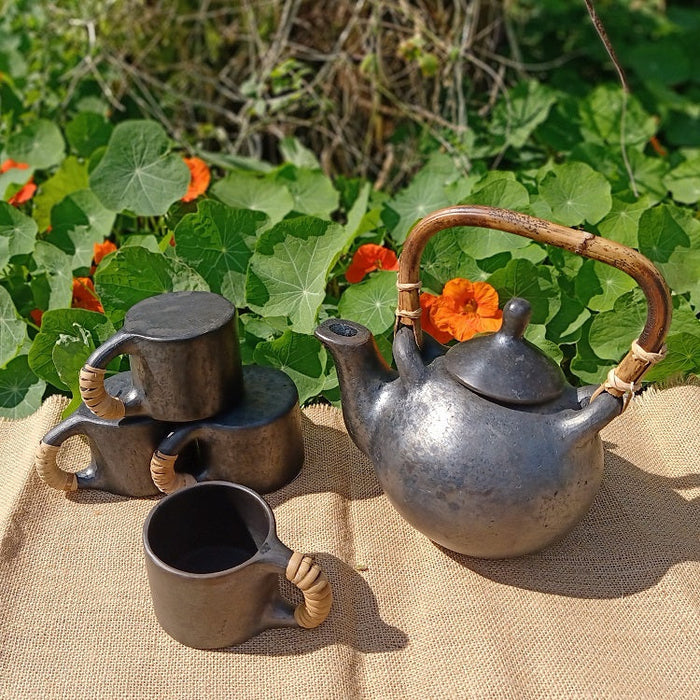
[362,358,605,559]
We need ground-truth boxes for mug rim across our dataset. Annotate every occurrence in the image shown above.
[142,480,277,579]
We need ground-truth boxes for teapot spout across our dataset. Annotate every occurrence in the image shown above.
[558,387,623,444]
[315,319,397,456]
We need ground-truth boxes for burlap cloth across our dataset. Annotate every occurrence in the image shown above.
[1,385,698,699]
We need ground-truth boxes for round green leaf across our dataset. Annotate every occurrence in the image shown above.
[539,162,612,226]
[338,270,397,335]
[94,246,209,325]
[246,216,352,333]
[48,189,116,272]
[31,242,73,310]
[33,156,89,232]
[0,354,46,419]
[596,193,653,247]
[28,309,116,390]
[663,156,700,205]
[487,258,560,325]
[643,333,700,383]
[174,200,267,304]
[0,201,37,266]
[0,285,26,367]
[211,171,294,225]
[253,330,327,404]
[588,291,646,361]
[574,260,638,313]
[65,112,113,158]
[277,167,339,218]
[89,120,190,215]
[7,120,65,169]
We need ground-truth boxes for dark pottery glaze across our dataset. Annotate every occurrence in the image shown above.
[36,372,194,497]
[315,205,671,559]
[143,481,331,649]
[81,291,242,422]
[150,365,303,495]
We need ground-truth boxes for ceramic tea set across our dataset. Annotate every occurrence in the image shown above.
[35,205,671,647]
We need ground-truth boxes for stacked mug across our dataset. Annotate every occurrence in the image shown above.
[35,291,332,649]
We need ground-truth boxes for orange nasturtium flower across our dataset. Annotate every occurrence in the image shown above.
[0,158,29,174]
[7,178,36,207]
[181,156,211,202]
[92,240,117,268]
[72,277,104,313]
[345,243,399,283]
[419,278,503,343]
[29,309,44,327]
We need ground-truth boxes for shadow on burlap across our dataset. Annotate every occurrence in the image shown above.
[0,385,698,699]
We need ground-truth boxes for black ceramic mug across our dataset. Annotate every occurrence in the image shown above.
[79,291,242,423]
[35,372,195,497]
[150,365,304,495]
[143,481,332,649]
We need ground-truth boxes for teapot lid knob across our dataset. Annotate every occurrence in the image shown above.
[444,297,566,404]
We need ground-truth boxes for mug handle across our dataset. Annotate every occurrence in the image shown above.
[35,416,89,491]
[284,551,333,628]
[79,330,136,420]
[150,427,200,494]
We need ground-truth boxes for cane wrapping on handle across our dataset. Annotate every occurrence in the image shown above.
[396,205,671,402]
[35,441,78,492]
[150,450,196,494]
[79,365,126,420]
[285,551,333,629]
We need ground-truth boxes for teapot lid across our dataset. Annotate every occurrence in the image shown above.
[444,297,566,404]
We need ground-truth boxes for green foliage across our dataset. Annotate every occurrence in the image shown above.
[0,2,698,418]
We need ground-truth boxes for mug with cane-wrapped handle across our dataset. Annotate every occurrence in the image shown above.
[143,481,332,648]
[79,291,242,422]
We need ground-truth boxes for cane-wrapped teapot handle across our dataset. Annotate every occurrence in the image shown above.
[397,205,671,400]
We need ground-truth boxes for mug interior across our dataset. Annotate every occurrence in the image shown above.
[146,483,272,574]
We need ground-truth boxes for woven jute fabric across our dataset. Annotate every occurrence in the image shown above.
[1,386,698,699]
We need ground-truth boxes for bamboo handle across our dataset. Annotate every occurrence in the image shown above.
[285,551,333,629]
[35,441,78,492]
[79,365,126,420]
[397,205,671,397]
[150,450,196,494]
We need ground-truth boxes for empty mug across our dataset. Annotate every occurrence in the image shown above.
[150,365,304,495]
[142,481,332,648]
[35,372,195,496]
[79,291,242,422]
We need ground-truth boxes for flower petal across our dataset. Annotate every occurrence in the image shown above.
[72,277,104,313]
[181,156,211,202]
[472,281,501,317]
[419,293,455,344]
[346,244,398,283]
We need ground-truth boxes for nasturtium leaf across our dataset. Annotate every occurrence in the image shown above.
[277,167,339,218]
[578,86,656,148]
[545,296,591,345]
[33,156,89,232]
[574,259,637,312]
[344,182,371,246]
[65,112,113,158]
[539,162,612,226]
[663,155,700,204]
[0,201,37,266]
[456,177,531,259]
[570,322,611,386]
[246,216,351,333]
[643,333,700,383]
[89,120,190,215]
[524,323,563,364]
[253,330,327,404]
[596,192,654,247]
[52,329,95,416]
[624,149,670,202]
[0,354,46,419]
[174,200,267,305]
[627,40,691,86]
[48,189,116,272]
[383,171,452,245]
[28,309,115,391]
[421,235,488,293]
[211,171,294,224]
[0,161,34,201]
[0,285,26,367]
[588,290,647,361]
[536,96,582,153]
[338,270,397,335]
[487,258,560,325]
[6,119,65,169]
[279,137,321,170]
[638,204,700,303]
[121,235,160,253]
[94,246,209,325]
[31,242,73,310]
[490,80,557,150]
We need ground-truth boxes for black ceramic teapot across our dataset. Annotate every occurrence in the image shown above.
[316,205,671,559]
